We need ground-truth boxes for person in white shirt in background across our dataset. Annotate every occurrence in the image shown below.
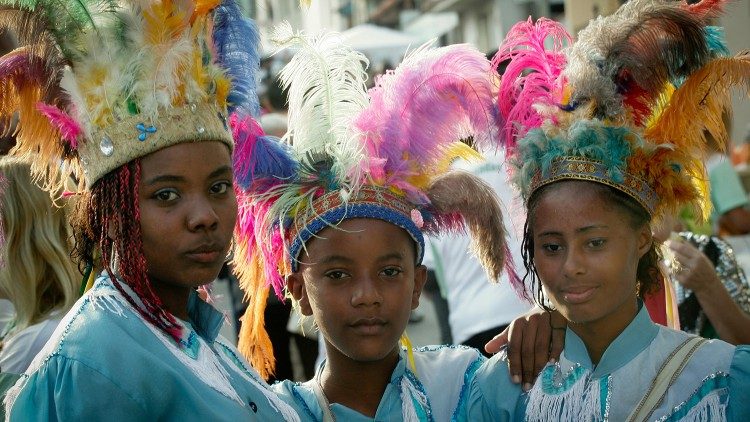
[0,157,80,374]
[423,149,532,355]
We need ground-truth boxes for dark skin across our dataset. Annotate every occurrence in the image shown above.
[485,308,566,390]
[137,141,237,320]
[485,181,650,390]
[288,218,427,417]
[530,182,650,364]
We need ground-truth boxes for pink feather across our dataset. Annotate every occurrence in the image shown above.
[493,18,570,150]
[231,112,265,183]
[35,102,83,149]
[680,0,728,19]
[354,43,498,200]
[234,188,287,298]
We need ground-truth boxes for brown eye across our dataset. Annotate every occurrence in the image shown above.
[154,189,179,201]
[210,181,231,195]
[325,270,348,280]
[542,243,562,253]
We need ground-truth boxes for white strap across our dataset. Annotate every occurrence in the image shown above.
[626,336,707,422]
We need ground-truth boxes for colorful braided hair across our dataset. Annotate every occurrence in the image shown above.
[231,24,520,378]
[0,0,262,343]
[494,0,749,315]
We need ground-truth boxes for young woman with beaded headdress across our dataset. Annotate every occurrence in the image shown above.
[464,0,750,420]
[0,0,299,419]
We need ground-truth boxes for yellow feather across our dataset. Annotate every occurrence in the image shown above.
[215,76,231,108]
[408,142,483,190]
[644,83,675,131]
[234,249,276,380]
[192,0,221,21]
[144,0,191,47]
[646,54,750,155]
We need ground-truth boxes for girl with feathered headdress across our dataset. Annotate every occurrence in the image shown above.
[231,22,519,419]
[464,1,750,420]
[0,0,298,419]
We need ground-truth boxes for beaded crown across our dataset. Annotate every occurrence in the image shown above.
[495,0,750,219]
[0,0,260,191]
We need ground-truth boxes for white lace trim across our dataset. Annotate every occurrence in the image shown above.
[525,366,602,422]
[400,375,429,422]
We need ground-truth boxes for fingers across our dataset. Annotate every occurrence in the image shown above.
[506,319,526,385]
[484,327,509,354]
[520,314,539,391]
[532,313,551,385]
[549,311,566,363]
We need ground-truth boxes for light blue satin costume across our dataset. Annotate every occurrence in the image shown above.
[464,303,750,421]
[4,274,300,421]
[273,345,485,421]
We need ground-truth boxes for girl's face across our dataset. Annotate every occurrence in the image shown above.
[289,218,426,363]
[138,141,237,290]
[531,181,651,325]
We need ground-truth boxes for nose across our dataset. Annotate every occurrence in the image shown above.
[351,275,382,307]
[562,246,586,277]
[187,196,220,232]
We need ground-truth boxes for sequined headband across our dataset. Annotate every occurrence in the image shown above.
[287,185,426,271]
[529,156,658,215]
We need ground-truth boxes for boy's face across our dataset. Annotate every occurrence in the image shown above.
[289,218,427,363]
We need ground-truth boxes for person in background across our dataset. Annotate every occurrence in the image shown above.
[707,112,750,235]
[653,212,750,344]
[423,149,532,356]
[0,158,80,374]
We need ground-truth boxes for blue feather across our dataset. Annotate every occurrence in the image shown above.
[213,0,261,116]
[704,26,730,57]
[237,136,298,189]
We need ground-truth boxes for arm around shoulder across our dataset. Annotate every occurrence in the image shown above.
[5,354,148,421]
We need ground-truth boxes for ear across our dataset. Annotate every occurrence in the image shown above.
[637,224,653,258]
[411,265,427,310]
[287,273,312,316]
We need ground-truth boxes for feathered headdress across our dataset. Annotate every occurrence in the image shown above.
[0,0,266,354]
[496,0,749,221]
[0,0,261,194]
[232,24,519,378]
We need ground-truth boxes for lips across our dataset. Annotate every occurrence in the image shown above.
[185,243,224,264]
[349,317,387,335]
[560,285,598,304]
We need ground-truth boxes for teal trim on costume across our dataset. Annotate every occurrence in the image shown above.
[540,363,587,395]
[599,376,610,418]
[452,354,485,422]
[660,373,729,421]
[412,395,430,421]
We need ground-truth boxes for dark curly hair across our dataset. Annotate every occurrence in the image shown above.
[521,180,663,310]
[71,160,181,341]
